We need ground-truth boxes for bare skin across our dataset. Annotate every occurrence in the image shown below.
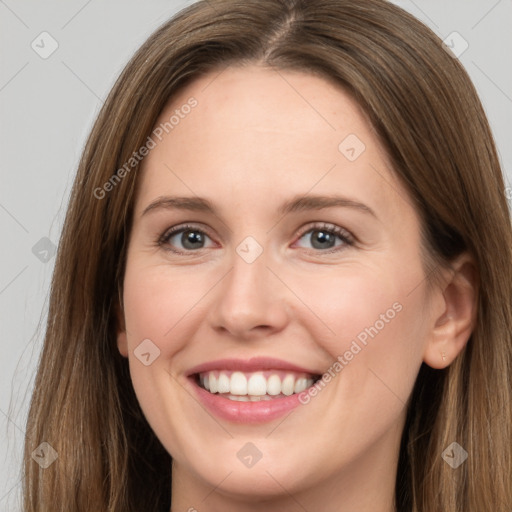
[116,65,477,512]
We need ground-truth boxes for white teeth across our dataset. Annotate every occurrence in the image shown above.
[228,395,249,401]
[228,394,274,402]
[266,374,281,395]
[281,374,295,396]
[198,370,315,397]
[217,373,230,393]
[247,373,267,395]
[230,372,247,395]
[209,374,218,393]
[294,377,307,393]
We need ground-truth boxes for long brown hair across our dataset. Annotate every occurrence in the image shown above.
[23,0,512,510]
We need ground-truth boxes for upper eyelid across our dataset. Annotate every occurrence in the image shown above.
[160,222,215,240]
[296,222,352,238]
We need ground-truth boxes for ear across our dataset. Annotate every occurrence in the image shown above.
[423,253,478,369]
[115,294,129,358]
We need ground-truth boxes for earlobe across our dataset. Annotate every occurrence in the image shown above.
[117,331,129,358]
[423,253,478,369]
[115,298,129,358]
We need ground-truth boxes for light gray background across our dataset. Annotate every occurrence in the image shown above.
[1,0,511,509]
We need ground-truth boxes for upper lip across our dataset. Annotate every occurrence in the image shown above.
[186,357,322,377]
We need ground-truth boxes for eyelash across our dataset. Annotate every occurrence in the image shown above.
[157,222,355,255]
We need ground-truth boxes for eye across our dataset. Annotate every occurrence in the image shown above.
[158,221,355,255]
[158,224,216,253]
[294,222,354,253]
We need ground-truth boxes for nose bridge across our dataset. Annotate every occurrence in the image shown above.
[210,236,289,337]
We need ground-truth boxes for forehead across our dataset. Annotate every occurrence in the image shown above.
[159,64,366,145]
[135,64,411,223]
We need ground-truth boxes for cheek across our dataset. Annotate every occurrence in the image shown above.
[290,259,428,401]
[291,262,423,348]
[120,262,213,453]
[122,262,212,354]
[120,263,206,414]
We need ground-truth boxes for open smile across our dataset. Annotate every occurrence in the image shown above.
[195,369,319,401]
[187,357,322,423]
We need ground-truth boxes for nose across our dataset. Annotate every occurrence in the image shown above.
[208,244,290,340]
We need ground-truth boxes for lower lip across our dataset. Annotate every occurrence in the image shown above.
[189,377,305,423]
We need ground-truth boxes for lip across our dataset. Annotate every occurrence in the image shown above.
[186,357,321,424]
[189,378,306,423]
[186,357,320,377]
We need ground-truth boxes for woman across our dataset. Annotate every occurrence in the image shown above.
[23,0,512,510]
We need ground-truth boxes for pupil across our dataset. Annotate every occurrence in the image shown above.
[183,230,203,249]
[312,230,334,249]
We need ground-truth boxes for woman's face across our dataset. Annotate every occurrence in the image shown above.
[117,65,443,505]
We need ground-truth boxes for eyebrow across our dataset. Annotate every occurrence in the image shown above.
[141,194,376,218]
